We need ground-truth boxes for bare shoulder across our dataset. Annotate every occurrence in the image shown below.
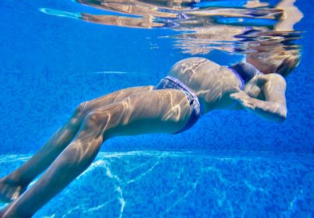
[256,73,287,87]
[244,73,287,100]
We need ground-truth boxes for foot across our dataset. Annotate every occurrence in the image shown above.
[0,178,27,203]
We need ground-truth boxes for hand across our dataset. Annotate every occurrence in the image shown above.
[230,90,257,111]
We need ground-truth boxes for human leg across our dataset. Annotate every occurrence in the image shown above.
[0,86,154,203]
[0,89,190,217]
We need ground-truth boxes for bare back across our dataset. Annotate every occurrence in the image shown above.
[168,57,242,112]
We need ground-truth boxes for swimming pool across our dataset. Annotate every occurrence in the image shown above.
[0,0,313,217]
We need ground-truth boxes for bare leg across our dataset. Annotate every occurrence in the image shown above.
[0,89,190,217]
[0,86,154,203]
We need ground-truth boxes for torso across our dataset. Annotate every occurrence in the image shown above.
[168,57,246,113]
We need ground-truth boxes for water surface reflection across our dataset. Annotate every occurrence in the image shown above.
[41,0,303,56]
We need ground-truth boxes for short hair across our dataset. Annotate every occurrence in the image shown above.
[242,30,302,77]
[248,48,301,77]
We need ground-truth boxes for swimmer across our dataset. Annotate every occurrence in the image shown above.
[0,52,300,217]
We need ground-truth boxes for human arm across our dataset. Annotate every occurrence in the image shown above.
[230,73,287,122]
[275,0,303,31]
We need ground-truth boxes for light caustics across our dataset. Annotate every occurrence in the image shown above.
[39,0,303,56]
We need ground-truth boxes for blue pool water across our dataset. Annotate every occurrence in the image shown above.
[0,0,314,217]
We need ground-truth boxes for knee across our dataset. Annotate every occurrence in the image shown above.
[73,101,90,118]
[81,102,126,136]
[67,102,90,127]
[83,111,110,129]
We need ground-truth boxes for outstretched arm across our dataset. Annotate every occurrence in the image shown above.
[230,74,287,122]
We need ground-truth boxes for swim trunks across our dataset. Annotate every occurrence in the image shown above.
[154,76,203,134]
